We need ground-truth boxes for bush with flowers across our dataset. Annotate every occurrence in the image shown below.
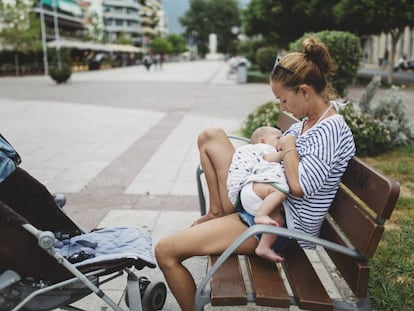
[339,76,414,156]
[241,76,414,157]
[240,101,280,138]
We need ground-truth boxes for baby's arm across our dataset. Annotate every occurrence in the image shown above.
[263,150,283,163]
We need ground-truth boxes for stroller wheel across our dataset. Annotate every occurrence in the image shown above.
[142,282,167,311]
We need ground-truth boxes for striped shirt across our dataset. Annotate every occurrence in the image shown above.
[282,114,355,249]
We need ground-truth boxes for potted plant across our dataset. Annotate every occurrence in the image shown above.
[49,65,72,84]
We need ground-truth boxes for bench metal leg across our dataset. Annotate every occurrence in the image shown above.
[332,297,371,311]
[196,165,206,216]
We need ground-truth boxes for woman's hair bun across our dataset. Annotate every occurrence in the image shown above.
[302,37,333,75]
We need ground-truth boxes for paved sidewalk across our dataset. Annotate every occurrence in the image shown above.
[1,60,413,310]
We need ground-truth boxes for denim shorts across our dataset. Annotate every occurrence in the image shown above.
[235,203,290,254]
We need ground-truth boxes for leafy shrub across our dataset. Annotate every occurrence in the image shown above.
[339,104,391,156]
[255,46,278,74]
[247,70,269,83]
[236,38,266,65]
[240,101,280,138]
[290,31,362,97]
[339,76,414,156]
[373,86,414,147]
[49,65,72,84]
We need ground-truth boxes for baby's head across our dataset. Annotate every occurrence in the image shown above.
[250,126,283,148]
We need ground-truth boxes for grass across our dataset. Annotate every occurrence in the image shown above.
[361,145,414,310]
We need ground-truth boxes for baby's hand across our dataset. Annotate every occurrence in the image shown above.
[254,215,280,226]
[264,152,282,163]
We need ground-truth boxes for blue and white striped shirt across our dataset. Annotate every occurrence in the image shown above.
[282,114,355,249]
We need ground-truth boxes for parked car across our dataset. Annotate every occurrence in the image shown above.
[394,56,414,72]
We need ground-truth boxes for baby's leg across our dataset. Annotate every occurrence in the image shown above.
[255,234,284,263]
[252,187,286,262]
[253,184,286,225]
[255,206,284,262]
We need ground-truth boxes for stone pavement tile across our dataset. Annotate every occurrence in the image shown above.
[125,114,240,196]
[0,99,165,194]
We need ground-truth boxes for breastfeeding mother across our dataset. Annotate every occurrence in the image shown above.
[155,37,356,311]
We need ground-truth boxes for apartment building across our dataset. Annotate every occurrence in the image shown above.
[33,0,86,40]
[89,0,165,48]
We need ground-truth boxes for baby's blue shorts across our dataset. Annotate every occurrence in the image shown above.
[235,203,290,254]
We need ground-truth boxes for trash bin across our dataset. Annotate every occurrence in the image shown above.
[237,62,247,84]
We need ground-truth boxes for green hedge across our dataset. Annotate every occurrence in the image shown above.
[255,46,278,74]
[290,30,362,97]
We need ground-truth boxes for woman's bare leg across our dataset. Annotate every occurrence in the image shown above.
[155,213,257,311]
[193,128,235,225]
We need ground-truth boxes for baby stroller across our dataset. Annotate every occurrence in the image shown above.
[0,142,166,310]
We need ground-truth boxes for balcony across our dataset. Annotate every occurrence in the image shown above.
[103,0,140,10]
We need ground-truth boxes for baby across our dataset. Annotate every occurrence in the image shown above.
[227,126,290,262]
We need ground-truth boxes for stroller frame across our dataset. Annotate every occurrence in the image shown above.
[0,167,166,311]
[18,224,144,311]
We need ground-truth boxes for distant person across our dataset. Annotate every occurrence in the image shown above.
[159,54,165,71]
[143,55,152,71]
[383,49,389,68]
[152,54,159,71]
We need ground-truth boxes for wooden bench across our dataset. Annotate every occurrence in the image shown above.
[194,111,400,311]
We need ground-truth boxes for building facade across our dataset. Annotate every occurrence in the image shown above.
[88,0,166,48]
[101,0,142,46]
[363,26,414,66]
[33,0,86,41]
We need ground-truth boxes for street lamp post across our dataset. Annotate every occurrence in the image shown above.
[52,0,62,69]
[39,0,49,75]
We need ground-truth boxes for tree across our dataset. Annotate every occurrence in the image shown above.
[334,0,414,84]
[243,0,338,49]
[150,37,172,54]
[0,0,42,76]
[85,11,104,42]
[165,34,187,55]
[180,0,241,57]
[114,32,133,45]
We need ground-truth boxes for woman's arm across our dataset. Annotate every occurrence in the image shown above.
[279,136,303,197]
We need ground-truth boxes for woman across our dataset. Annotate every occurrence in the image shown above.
[155,37,355,311]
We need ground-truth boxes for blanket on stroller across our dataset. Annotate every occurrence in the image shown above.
[54,226,156,269]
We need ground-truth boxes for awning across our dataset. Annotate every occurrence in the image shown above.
[42,0,83,17]
[47,39,143,53]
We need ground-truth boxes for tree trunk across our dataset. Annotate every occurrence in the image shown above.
[388,29,402,85]
[14,52,19,76]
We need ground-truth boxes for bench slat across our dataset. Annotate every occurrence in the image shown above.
[246,255,290,307]
[277,111,298,132]
[321,221,370,298]
[210,255,247,306]
[283,241,333,311]
[328,187,385,258]
[342,157,400,220]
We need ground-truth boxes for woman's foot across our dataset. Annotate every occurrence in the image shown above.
[255,245,284,263]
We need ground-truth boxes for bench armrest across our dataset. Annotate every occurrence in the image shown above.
[194,224,364,310]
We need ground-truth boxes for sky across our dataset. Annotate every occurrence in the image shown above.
[162,0,250,34]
